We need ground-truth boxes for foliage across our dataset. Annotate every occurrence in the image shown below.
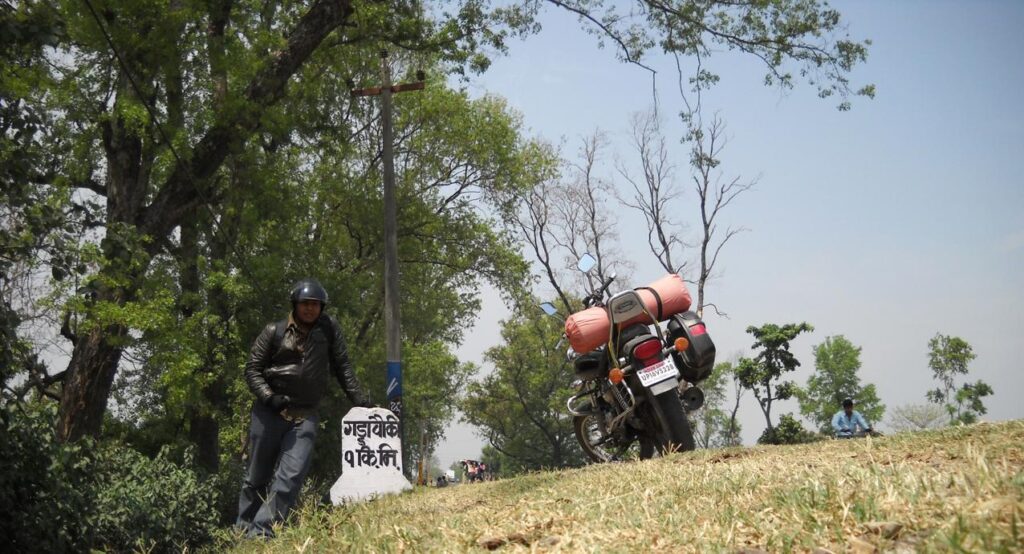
[951,380,994,425]
[887,403,947,433]
[545,0,874,111]
[461,305,585,473]
[757,413,822,445]
[690,362,741,448]
[0,403,220,553]
[479,443,508,478]
[736,322,814,433]
[796,335,884,434]
[926,333,992,425]
[91,445,221,552]
[0,403,96,552]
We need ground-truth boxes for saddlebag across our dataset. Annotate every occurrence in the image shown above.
[573,350,608,381]
[565,273,693,354]
[667,311,716,383]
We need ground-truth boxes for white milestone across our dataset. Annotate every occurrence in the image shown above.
[330,407,412,505]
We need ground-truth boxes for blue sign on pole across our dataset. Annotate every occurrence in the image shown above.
[386,361,402,419]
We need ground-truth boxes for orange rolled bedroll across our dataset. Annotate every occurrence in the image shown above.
[564,273,692,354]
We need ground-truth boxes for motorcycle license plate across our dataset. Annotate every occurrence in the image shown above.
[636,357,680,388]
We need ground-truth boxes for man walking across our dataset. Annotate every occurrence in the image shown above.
[237,278,372,538]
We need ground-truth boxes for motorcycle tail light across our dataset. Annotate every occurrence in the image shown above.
[633,339,662,366]
[689,323,707,336]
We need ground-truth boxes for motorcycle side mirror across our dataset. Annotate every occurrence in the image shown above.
[577,253,597,273]
[540,302,558,316]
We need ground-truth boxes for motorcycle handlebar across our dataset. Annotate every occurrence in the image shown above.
[583,274,616,308]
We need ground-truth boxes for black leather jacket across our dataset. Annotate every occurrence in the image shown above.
[244,315,369,409]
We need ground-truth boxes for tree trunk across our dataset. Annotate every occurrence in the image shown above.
[57,323,127,441]
[189,404,221,472]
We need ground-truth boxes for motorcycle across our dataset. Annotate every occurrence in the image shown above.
[543,254,717,462]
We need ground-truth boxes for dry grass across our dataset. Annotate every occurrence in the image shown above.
[225,420,1023,553]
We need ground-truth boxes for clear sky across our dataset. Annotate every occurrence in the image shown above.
[437,0,1024,469]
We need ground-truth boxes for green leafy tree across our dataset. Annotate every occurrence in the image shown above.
[461,306,585,473]
[690,362,741,448]
[736,322,814,435]
[926,333,992,425]
[2,0,533,444]
[796,335,884,434]
[103,65,549,480]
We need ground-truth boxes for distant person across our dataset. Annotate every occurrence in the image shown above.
[236,279,372,539]
[832,398,873,438]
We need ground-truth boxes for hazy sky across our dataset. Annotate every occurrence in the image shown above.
[436,1,1024,468]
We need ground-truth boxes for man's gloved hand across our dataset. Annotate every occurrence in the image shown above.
[266,394,291,412]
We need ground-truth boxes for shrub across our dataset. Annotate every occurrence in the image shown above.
[91,445,221,552]
[0,404,97,551]
[0,403,221,553]
[758,413,823,445]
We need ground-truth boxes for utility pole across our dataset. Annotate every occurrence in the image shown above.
[350,50,424,477]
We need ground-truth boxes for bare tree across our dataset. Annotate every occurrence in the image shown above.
[689,115,756,318]
[617,111,687,276]
[514,132,630,311]
[513,177,574,315]
[618,107,753,318]
[887,403,947,433]
[556,132,631,298]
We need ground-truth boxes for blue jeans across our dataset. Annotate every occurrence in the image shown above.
[236,401,318,538]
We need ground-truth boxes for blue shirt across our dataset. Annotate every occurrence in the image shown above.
[832,410,870,435]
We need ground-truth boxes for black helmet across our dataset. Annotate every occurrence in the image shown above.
[290,278,328,306]
[842,397,854,408]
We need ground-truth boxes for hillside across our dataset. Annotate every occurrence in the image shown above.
[228,421,1023,553]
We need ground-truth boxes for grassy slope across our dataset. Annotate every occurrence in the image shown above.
[227,421,1023,553]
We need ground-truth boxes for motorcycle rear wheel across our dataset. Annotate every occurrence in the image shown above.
[574,412,655,463]
[651,390,696,454]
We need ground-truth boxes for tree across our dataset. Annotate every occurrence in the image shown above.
[796,335,884,434]
[49,0,371,442]
[461,308,585,472]
[3,0,535,444]
[687,115,755,318]
[926,333,992,425]
[547,0,874,111]
[736,322,814,434]
[721,360,746,447]
[618,111,688,277]
[102,65,550,480]
[887,404,946,433]
[617,110,753,319]
[689,361,741,448]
